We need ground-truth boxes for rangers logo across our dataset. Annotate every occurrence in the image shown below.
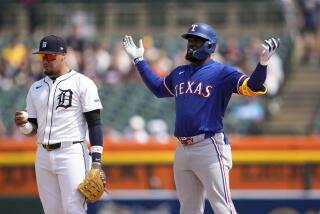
[191,24,198,32]
[56,88,73,109]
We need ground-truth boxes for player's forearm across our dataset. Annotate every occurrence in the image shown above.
[135,59,168,97]
[247,63,267,91]
[88,124,103,163]
[84,110,103,163]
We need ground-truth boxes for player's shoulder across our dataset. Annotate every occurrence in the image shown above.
[72,71,99,88]
[29,77,46,91]
[72,71,96,83]
[208,60,234,71]
[219,62,240,74]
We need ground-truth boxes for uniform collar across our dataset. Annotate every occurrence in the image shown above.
[45,69,75,84]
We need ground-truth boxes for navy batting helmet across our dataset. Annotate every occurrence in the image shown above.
[181,23,217,60]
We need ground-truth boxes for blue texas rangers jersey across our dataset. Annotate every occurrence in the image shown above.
[135,59,246,137]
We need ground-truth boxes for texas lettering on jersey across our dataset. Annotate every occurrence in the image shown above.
[174,81,213,98]
[163,60,245,137]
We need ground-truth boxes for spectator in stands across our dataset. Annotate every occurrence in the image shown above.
[297,0,319,65]
[225,95,265,134]
[123,115,149,144]
[220,35,245,68]
[265,52,284,97]
[149,49,173,78]
[107,41,132,85]
[94,40,111,81]
[65,24,86,53]
[0,114,6,136]
[82,44,97,79]
[232,97,265,122]
[29,52,45,82]
[210,44,225,63]
[21,0,40,34]
[65,47,81,72]
[147,119,170,144]
[142,36,173,78]
[1,34,27,82]
[244,36,262,72]
[279,0,298,38]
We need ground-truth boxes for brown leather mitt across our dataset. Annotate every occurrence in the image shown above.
[78,163,106,203]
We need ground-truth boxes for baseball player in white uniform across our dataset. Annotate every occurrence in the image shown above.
[14,35,105,214]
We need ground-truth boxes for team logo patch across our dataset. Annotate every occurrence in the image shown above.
[56,88,73,109]
[191,24,198,32]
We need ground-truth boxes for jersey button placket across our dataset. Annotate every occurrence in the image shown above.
[44,82,55,143]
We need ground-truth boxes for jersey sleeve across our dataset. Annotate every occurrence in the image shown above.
[135,60,175,98]
[242,63,268,96]
[80,77,103,112]
[163,68,178,97]
[222,65,247,94]
[26,86,37,118]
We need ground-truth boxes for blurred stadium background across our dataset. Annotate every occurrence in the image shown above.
[0,0,319,213]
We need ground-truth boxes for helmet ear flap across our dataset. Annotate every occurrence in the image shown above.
[192,40,216,60]
[207,41,216,53]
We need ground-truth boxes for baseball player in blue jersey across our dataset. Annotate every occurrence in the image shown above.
[123,23,280,214]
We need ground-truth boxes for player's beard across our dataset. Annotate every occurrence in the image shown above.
[44,67,58,79]
[185,48,202,64]
[43,63,59,79]
[44,66,54,76]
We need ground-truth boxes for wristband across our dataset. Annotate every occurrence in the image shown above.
[19,122,33,135]
[91,153,102,163]
[90,145,103,154]
[134,56,144,64]
[259,60,268,66]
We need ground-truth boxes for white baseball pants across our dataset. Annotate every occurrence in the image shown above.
[35,142,90,214]
[174,133,237,214]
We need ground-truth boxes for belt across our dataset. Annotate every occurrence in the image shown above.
[42,141,83,151]
[177,132,215,145]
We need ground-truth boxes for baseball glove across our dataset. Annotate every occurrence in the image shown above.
[78,163,107,203]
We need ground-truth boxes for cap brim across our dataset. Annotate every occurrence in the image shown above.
[181,33,209,41]
[32,50,66,54]
[181,34,188,39]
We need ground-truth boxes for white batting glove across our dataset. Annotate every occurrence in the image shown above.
[260,37,280,65]
[123,35,144,63]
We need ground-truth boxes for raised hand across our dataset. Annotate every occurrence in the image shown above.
[122,35,144,61]
[260,37,280,65]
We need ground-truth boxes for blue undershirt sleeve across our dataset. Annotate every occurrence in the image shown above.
[247,63,267,91]
[84,110,103,163]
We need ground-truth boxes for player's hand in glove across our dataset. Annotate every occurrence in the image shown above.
[78,162,107,203]
[260,37,280,66]
[123,35,144,62]
[15,111,28,127]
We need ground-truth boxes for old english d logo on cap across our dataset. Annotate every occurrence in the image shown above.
[32,35,67,54]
